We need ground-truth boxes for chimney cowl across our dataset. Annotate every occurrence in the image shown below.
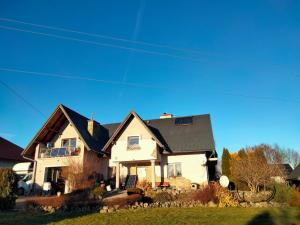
[160,113,173,119]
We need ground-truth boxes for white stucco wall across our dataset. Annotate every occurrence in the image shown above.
[164,154,208,184]
[111,116,160,163]
[114,153,208,185]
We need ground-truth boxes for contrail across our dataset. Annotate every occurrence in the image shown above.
[119,0,146,98]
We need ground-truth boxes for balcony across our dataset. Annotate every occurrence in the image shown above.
[39,146,81,158]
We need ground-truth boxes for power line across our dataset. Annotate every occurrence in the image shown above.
[0,25,211,63]
[0,67,299,104]
[0,17,217,57]
[0,67,167,89]
[0,79,46,117]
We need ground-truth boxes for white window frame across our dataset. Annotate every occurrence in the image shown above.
[127,135,141,150]
[167,162,182,177]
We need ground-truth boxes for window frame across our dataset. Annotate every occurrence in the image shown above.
[167,163,182,178]
[127,135,140,150]
[61,138,77,148]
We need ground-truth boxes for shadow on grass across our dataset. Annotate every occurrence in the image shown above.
[247,211,275,225]
[0,210,95,225]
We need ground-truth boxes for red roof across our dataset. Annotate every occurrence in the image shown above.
[0,137,26,162]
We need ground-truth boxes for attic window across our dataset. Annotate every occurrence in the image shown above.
[127,136,140,150]
[175,117,193,125]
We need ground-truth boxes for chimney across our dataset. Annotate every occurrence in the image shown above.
[87,113,99,139]
[160,113,173,119]
[88,119,96,137]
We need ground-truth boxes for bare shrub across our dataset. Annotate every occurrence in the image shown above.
[192,184,217,204]
[232,144,285,193]
[62,158,96,192]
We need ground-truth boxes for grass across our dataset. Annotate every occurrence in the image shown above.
[0,207,299,225]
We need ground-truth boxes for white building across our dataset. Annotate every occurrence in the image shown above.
[22,104,217,192]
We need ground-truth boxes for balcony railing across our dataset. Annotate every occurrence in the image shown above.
[39,146,80,158]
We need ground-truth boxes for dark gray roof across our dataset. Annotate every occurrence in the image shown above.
[146,115,215,153]
[53,105,215,154]
[62,105,103,151]
[288,164,300,180]
[281,164,294,175]
[102,114,215,153]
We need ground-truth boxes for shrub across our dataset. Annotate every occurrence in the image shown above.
[144,190,156,198]
[136,180,152,191]
[92,186,106,199]
[103,194,143,208]
[153,191,174,203]
[127,188,143,195]
[25,195,101,212]
[213,183,238,207]
[0,168,18,210]
[289,191,300,207]
[273,183,296,203]
[192,184,217,204]
[26,196,70,209]
[175,192,193,202]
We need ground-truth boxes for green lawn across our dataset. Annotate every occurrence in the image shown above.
[1,207,300,225]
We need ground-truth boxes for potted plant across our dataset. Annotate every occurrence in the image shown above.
[74,146,81,155]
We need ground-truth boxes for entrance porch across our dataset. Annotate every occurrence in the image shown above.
[115,159,161,189]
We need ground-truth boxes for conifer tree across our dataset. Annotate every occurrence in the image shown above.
[222,148,231,178]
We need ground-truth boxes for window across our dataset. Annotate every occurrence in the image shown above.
[127,136,140,150]
[167,163,182,177]
[175,117,193,125]
[61,138,76,148]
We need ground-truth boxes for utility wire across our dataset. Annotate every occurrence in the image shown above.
[0,67,299,104]
[0,17,215,57]
[0,67,167,89]
[0,79,46,117]
[0,25,211,63]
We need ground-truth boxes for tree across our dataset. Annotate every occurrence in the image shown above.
[237,149,247,159]
[62,158,100,192]
[221,148,231,178]
[274,144,300,168]
[231,144,284,193]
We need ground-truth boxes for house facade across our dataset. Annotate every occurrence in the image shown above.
[22,104,216,192]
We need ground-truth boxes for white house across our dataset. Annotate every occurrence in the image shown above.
[22,104,217,192]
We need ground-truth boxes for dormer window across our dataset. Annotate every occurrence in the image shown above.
[127,136,140,150]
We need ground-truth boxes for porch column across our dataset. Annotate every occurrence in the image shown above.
[151,159,156,188]
[115,162,120,189]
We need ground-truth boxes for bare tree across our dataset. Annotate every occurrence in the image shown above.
[274,144,300,168]
[62,158,95,192]
[232,144,285,193]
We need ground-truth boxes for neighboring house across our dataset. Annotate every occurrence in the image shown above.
[271,163,294,183]
[0,137,26,168]
[22,104,216,192]
[288,163,300,186]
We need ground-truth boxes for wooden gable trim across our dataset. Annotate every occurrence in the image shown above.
[22,104,92,158]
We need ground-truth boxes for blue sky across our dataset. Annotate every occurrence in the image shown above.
[0,0,299,155]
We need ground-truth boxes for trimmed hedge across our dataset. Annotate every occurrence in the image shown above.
[127,188,143,195]
[153,191,174,203]
[0,168,18,210]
